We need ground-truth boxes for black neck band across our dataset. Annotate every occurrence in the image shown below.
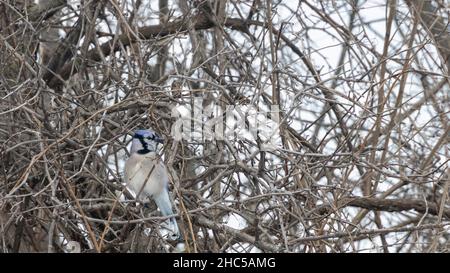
[137,148,151,154]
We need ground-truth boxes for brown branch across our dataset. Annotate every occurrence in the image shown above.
[314,197,450,220]
[291,223,449,244]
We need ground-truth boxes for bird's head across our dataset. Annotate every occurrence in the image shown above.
[130,129,164,154]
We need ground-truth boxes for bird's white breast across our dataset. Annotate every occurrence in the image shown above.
[124,152,169,201]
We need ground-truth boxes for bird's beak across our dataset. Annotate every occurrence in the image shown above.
[155,136,164,144]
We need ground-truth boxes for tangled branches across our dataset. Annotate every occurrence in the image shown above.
[0,0,449,252]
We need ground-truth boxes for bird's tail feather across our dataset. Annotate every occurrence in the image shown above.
[154,189,180,240]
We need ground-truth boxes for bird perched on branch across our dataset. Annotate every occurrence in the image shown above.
[124,129,180,240]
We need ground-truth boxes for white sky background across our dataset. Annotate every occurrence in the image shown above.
[56,0,449,252]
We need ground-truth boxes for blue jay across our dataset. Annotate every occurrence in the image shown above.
[124,129,180,240]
